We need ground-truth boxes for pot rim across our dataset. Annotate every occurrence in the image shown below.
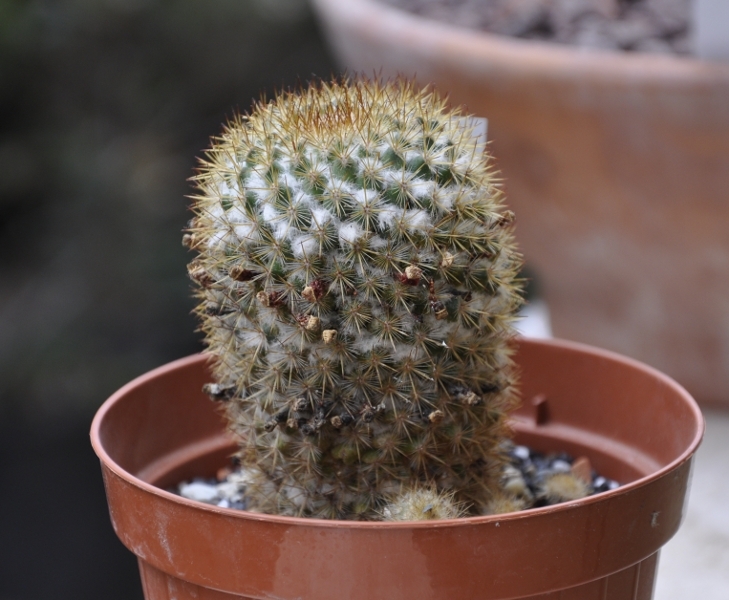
[311,0,729,84]
[90,337,704,529]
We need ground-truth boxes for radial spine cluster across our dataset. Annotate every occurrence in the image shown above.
[186,78,523,519]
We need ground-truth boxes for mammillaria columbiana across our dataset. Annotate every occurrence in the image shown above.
[186,78,523,519]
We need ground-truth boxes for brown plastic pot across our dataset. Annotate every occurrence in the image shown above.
[91,338,702,599]
[309,0,729,408]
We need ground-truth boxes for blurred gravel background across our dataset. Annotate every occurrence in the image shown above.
[0,1,334,597]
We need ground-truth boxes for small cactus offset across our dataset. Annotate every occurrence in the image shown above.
[382,487,467,521]
[186,78,523,520]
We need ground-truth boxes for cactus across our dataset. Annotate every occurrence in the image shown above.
[382,487,467,521]
[185,78,523,520]
[538,472,591,504]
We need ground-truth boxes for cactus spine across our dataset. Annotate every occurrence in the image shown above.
[186,78,523,520]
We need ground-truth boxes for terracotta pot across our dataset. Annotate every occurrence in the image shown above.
[91,338,702,599]
[309,0,729,407]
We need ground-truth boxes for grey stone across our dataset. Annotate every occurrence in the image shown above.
[382,0,690,55]
[643,0,691,34]
[633,37,675,55]
[551,459,573,473]
[573,20,620,49]
[513,445,531,461]
[484,0,550,37]
[609,9,662,49]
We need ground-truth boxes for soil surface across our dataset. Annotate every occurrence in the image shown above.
[381,0,692,55]
[175,442,620,517]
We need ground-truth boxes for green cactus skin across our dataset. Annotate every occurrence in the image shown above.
[186,78,523,520]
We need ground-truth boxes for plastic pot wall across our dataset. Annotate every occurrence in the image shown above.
[309,0,729,407]
[91,338,703,600]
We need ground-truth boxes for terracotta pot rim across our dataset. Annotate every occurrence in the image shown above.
[90,337,703,529]
[312,0,729,83]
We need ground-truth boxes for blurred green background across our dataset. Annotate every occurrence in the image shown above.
[0,1,334,597]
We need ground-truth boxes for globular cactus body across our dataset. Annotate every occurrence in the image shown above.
[187,79,522,519]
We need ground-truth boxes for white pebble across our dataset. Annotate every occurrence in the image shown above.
[551,459,572,473]
[179,481,219,504]
[216,480,244,501]
[513,445,530,460]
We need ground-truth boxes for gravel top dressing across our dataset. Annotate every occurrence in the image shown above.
[380,0,692,55]
[174,442,620,518]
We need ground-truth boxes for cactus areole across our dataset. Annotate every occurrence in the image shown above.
[186,78,523,519]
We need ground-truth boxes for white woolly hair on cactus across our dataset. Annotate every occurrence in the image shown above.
[484,493,528,516]
[185,77,524,520]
